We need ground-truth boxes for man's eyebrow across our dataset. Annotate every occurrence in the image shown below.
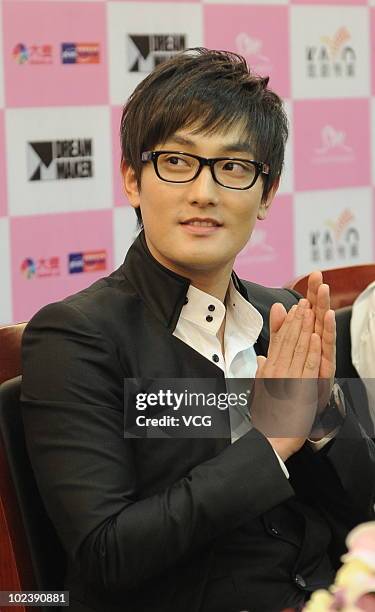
[168,135,195,147]
[167,135,253,155]
[220,142,252,155]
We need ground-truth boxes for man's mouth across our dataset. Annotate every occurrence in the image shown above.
[180,218,222,227]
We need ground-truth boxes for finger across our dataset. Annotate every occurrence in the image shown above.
[302,332,321,378]
[306,270,323,310]
[270,302,288,335]
[268,302,297,362]
[273,299,309,372]
[288,307,315,377]
[315,283,330,336]
[256,355,267,378]
[319,309,336,379]
[266,302,289,361]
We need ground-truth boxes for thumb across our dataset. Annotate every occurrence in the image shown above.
[256,355,267,378]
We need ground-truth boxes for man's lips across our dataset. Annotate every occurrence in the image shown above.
[180,218,223,227]
[179,218,223,235]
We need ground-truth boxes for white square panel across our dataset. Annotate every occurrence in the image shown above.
[278,99,293,195]
[293,187,373,276]
[371,98,375,185]
[0,218,13,324]
[6,106,113,216]
[108,1,203,105]
[291,6,370,99]
[203,0,288,3]
[113,205,140,269]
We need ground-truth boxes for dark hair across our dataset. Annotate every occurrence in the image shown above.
[120,47,288,226]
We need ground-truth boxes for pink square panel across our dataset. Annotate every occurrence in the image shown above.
[3,1,108,107]
[0,112,7,217]
[10,210,113,322]
[294,99,370,192]
[372,8,375,95]
[204,5,290,97]
[234,194,294,288]
[112,105,130,208]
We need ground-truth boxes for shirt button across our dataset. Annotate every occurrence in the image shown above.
[206,315,213,322]
[294,574,306,589]
[184,297,189,305]
[208,304,215,311]
[270,524,279,536]
[212,354,219,363]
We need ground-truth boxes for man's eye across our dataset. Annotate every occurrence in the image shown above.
[222,162,245,173]
[166,156,187,166]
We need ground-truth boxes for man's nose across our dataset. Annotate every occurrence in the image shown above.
[187,165,220,207]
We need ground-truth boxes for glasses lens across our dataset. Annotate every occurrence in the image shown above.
[157,153,199,182]
[214,159,257,189]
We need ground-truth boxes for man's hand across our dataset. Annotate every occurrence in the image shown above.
[306,271,336,408]
[253,299,321,461]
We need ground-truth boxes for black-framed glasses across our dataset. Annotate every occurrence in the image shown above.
[141,150,270,190]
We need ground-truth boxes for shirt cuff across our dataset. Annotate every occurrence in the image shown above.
[308,383,346,451]
[308,426,340,451]
[273,449,290,479]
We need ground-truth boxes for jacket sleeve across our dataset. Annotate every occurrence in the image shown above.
[21,300,294,594]
[287,406,375,549]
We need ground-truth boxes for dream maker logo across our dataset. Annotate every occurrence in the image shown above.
[310,209,360,263]
[61,43,100,64]
[127,34,186,72]
[12,43,53,65]
[27,139,94,181]
[306,27,356,79]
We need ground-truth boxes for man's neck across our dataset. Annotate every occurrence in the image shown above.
[143,231,233,303]
[189,268,232,303]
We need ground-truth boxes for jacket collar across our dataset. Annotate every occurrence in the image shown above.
[121,230,269,354]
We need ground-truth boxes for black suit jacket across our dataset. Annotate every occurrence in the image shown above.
[21,232,375,612]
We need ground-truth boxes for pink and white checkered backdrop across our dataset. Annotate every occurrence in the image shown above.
[0,0,374,324]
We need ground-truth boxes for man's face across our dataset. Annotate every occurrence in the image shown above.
[123,124,277,279]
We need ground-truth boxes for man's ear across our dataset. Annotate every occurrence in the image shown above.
[121,161,141,209]
[257,177,280,221]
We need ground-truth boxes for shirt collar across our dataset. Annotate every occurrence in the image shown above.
[121,230,266,351]
[180,278,263,344]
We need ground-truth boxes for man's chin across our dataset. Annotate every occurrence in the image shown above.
[171,253,235,274]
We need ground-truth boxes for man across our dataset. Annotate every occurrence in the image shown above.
[351,279,375,431]
[21,49,375,612]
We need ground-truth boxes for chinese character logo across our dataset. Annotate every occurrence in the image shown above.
[306,27,355,79]
[20,256,60,279]
[12,43,53,65]
[310,209,359,263]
